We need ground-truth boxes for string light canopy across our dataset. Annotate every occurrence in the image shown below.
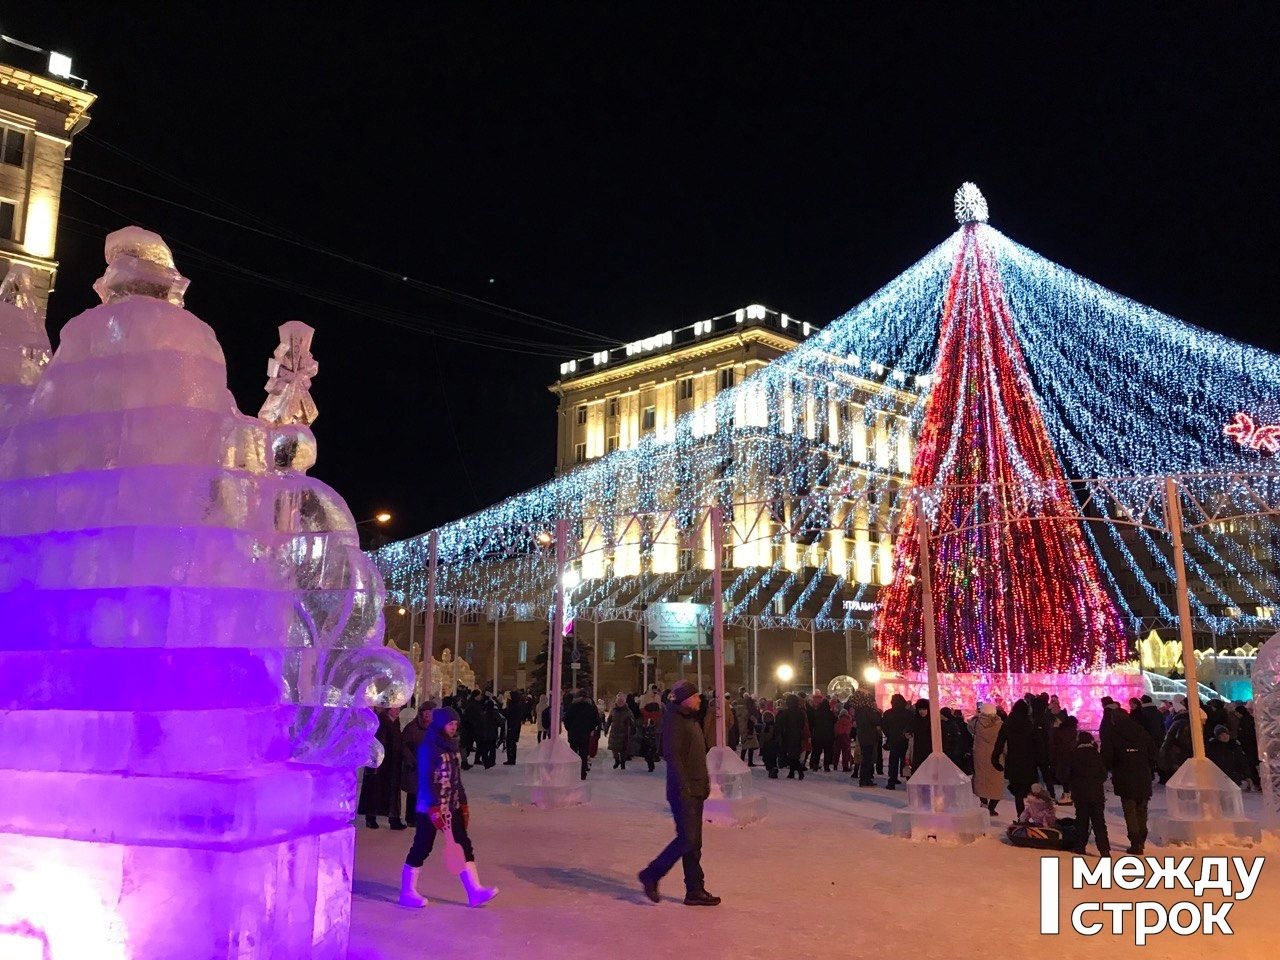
[373,186,1280,649]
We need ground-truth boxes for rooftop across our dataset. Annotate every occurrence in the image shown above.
[554,304,816,382]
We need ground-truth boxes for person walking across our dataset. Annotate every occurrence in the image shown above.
[834,709,855,773]
[908,699,932,775]
[808,692,836,772]
[563,690,599,780]
[1049,714,1079,804]
[639,697,662,772]
[853,699,882,786]
[607,694,636,770]
[992,699,1039,817]
[637,680,719,907]
[758,709,780,778]
[535,693,550,743]
[472,695,501,769]
[401,705,431,824]
[969,702,1005,815]
[881,693,911,789]
[1062,730,1111,858]
[735,696,760,767]
[1101,708,1157,854]
[359,707,406,829]
[775,693,807,780]
[501,692,524,765]
[399,707,499,909]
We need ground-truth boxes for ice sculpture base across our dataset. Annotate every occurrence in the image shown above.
[1153,757,1260,846]
[0,826,355,959]
[511,735,591,809]
[703,746,766,826]
[877,670,1144,730]
[890,752,988,844]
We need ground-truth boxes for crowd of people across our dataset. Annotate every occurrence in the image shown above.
[358,682,1262,902]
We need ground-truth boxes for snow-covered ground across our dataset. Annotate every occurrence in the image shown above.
[349,727,1277,958]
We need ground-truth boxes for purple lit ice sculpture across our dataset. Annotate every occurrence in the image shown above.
[0,228,413,958]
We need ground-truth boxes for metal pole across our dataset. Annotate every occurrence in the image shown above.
[492,614,500,695]
[452,609,461,697]
[916,496,943,756]
[810,619,817,692]
[1165,477,1206,761]
[710,505,727,748]
[592,617,599,701]
[697,641,703,690]
[752,617,759,695]
[844,625,853,676]
[550,519,568,738]
[407,601,417,696]
[642,611,650,692]
[421,531,438,704]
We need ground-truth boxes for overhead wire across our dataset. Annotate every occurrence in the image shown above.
[63,150,609,343]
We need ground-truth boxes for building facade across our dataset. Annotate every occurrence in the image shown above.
[385,304,925,701]
[0,38,94,317]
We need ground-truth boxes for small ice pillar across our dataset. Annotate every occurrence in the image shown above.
[890,752,988,843]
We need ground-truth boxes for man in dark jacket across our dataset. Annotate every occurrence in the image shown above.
[1063,731,1110,857]
[808,693,837,771]
[472,695,502,769]
[563,690,600,781]
[1101,710,1157,854]
[638,680,719,907]
[775,694,807,780]
[881,693,911,788]
[853,700,882,787]
[501,692,524,765]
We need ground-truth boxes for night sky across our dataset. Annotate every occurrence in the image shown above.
[10,5,1279,539]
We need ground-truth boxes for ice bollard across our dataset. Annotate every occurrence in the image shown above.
[511,734,591,808]
[703,746,766,825]
[890,752,988,843]
[1153,757,1260,846]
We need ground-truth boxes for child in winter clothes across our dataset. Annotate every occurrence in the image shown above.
[1017,783,1058,827]
[758,711,780,779]
[834,710,855,773]
[400,707,499,909]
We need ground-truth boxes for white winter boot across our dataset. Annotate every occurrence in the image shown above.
[458,862,499,907]
[399,864,428,908]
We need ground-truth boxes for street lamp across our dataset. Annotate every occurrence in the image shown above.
[356,511,393,527]
[862,664,882,685]
[775,663,795,685]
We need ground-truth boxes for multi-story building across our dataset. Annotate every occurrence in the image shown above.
[385,304,926,700]
[550,304,817,474]
[0,37,95,316]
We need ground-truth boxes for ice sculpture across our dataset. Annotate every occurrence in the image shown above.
[0,227,413,959]
[0,263,51,442]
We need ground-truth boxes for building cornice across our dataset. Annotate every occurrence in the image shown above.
[550,327,801,396]
[0,64,95,131]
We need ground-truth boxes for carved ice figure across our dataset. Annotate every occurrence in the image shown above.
[0,227,413,959]
[260,320,320,426]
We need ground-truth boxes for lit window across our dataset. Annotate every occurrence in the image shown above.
[0,201,14,242]
[718,367,735,391]
[604,641,616,662]
[678,377,694,400]
[576,404,587,425]
[574,442,586,463]
[518,640,529,663]
[0,129,25,168]
[641,406,656,432]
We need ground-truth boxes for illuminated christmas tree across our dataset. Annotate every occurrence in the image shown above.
[875,185,1131,688]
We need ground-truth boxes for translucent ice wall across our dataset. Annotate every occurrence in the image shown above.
[0,228,413,959]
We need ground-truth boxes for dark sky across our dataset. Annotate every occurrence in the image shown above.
[12,5,1279,538]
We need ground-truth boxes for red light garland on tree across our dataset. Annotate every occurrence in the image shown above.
[874,223,1130,676]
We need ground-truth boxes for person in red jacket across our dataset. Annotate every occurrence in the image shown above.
[834,710,855,773]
